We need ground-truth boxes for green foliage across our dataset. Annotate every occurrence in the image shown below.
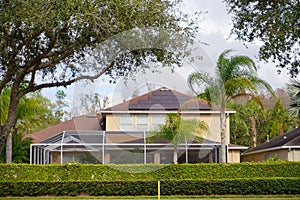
[0,178,300,196]
[224,0,299,77]
[53,90,69,121]
[0,132,32,163]
[0,0,199,153]
[151,113,208,145]
[228,98,298,147]
[265,154,281,163]
[0,163,300,196]
[0,88,59,163]
[288,79,300,117]
[188,49,273,160]
[149,113,208,163]
[228,101,267,147]
[1,162,300,182]
[266,100,297,139]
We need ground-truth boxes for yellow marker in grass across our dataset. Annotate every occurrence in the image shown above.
[158,181,160,200]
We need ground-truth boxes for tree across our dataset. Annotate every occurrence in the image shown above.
[227,102,252,147]
[188,49,273,162]
[0,88,59,163]
[77,93,110,116]
[228,100,270,148]
[224,0,300,77]
[267,99,298,139]
[0,0,199,152]
[288,79,300,117]
[260,88,291,109]
[53,90,70,121]
[0,132,32,163]
[150,113,208,164]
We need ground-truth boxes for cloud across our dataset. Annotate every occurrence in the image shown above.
[182,0,290,89]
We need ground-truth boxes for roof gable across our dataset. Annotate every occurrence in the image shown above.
[104,87,211,112]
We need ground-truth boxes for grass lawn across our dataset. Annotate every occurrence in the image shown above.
[0,195,300,200]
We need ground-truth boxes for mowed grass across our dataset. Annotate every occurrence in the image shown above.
[1,195,300,200]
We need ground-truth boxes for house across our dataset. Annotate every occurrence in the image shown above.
[242,126,300,162]
[29,87,247,164]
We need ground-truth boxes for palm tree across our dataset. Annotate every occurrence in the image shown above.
[288,79,300,117]
[150,113,208,164]
[188,49,273,162]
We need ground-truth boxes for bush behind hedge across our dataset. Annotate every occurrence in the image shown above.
[0,161,300,182]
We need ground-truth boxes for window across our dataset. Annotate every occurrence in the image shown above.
[120,114,133,131]
[151,115,165,130]
[62,155,81,164]
[137,114,148,131]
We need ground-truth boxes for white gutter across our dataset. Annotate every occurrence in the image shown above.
[31,143,221,147]
[242,146,300,156]
[228,146,248,150]
[101,110,235,114]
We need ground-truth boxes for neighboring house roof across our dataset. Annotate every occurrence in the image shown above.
[23,115,102,143]
[242,127,300,155]
[102,87,235,114]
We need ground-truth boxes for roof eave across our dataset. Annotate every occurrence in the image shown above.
[101,110,236,114]
[242,146,300,156]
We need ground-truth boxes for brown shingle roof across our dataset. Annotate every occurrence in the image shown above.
[23,115,102,143]
[104,87,211,112]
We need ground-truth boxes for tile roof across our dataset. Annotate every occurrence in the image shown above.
[23,115,102,143]
[104,87,211,112]
[242,126,300,155]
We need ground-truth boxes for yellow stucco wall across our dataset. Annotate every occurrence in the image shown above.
[105,112,230,144]
[228,149,240,163]
[106,114,121,131]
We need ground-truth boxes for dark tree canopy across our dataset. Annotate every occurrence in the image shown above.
[0,0,199,153]
[224,0,300,77]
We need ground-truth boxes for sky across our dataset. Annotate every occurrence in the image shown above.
[42,0,291,110]
[180,0,290,89]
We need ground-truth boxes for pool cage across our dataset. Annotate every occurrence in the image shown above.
[30,130,223,164]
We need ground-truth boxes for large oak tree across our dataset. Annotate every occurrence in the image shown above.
[0,0,199,155]
[224,0,300,77]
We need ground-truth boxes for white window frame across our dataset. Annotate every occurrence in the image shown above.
[120,114,133,131]
[150,114,165,131]
[136,114,149,131]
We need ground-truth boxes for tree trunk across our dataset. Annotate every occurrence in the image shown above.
[6,131,12,163]
[220,96,227,163]
[173,146,178,164]
[0,90,20,161]
[250,116,257,147]
[279,123,284,135]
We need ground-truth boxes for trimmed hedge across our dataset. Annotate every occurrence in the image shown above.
[1,162,300,196]
[0,178,299,196]
[1,161,300,182]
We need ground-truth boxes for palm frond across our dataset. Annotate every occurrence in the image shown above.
[187,71,214,95]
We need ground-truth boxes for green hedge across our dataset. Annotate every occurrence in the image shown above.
[1,162,300,196]
[1,161,300,182]
[0,178,299,196]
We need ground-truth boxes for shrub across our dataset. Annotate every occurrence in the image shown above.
[1,162,300,196]
[0,162,300,182]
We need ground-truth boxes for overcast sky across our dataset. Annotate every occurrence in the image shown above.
[42,0,291,109]
[181,0,290,89]
[107,0,291,103]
